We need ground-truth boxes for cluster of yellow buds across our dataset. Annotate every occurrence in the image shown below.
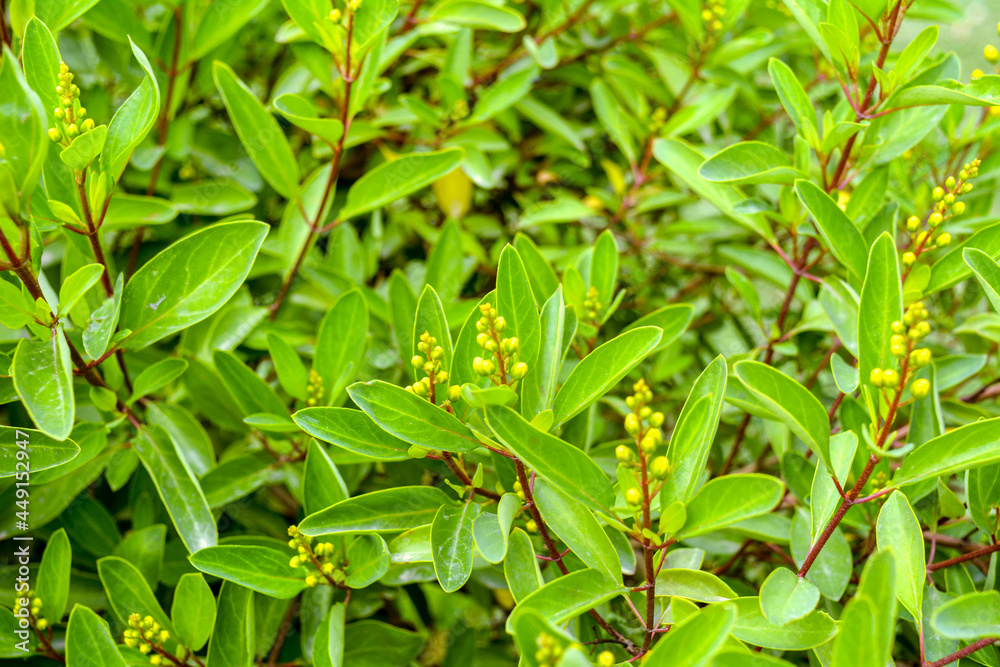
[870,304,932,399]
[407,331,461,404]
[622,380,666,455]
[473,305,528,384]
[650,107,668,134]
[903,161,979,268]
[306,369,324,406]
[48,62,95,145]
[13,593,47,631]
[123,613,170,662]
[288,525,342,587]
[450,99,470,122]
[583,286,603,323]
[534,632,565,666]
[512,479,526,501]
[701,0,726,33]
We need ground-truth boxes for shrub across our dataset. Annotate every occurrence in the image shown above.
[2,0,1000,665]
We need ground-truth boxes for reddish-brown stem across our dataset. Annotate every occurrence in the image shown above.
[0,0,10,48]
[441,451,502,500]
[75,175,114,297]
[927,543,1000,573]
[266,597,299,667]
[925,638,999,667]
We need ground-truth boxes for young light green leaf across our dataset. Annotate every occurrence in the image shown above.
[129,358,188,403]
[653,569,737,603]
[192,0,271,59]
[303,440,349,515]
[13,327,75,441]
[171,573,216,652]
[504,568,625,633]
[642,602,736,667]
[533,479,621,582]
[699,142,805,186]
[430,501,479,593]
[794,180,868,284]
[590,79,637,164]
[293,407,411,461]
[431,1,526,31]
[298,486,452,536]
[678,474,784,538]
[65,604,127,667]
[101,39,159,182]
[876,491,924,620]
[338,149,463,221]
[729,597,836,650]
[190,545,307,599]
[768,58,819,147]
[932,591,1000,640]
[965,248,1000,312]
[468,66,537,123]
[893,418,1000,486]
[859,233,903,396]
[472,493,519,564]
[759,567,820,626]
[315,289,368,403]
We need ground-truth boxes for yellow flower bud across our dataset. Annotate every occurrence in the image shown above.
[36,619,48,630]
[139,643,151,654]
[615,444,632,462]
[511,362,528,380]
[870,369,884,387]
[936,233,951,247]
[891,320,905,334]
[290,556,301,568]
[882,370,900,388]
[48,128,62,142]
[525,519,538,533]
[597,650,616,667]
[986,45,999,63]
[447,385,461,402]
[906,215,920,232]
[972,69,985,80]
[625,487,643,506]
[650,456,670,479]
[151,656,163,666]
[953,201,966,215]
[902,252,916,266]
[624,413,640,436]
[911,378,931,399]
[928,212,943,227]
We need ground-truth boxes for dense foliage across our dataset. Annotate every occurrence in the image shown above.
[3,0,1000,665]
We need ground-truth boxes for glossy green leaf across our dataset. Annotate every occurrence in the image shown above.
[794,180,868,284]
[293,407,411,461]
[893,418,1000,486]
[0,425,79,477]
[768,58,819,146]
[98,556,176,638]
[533,479,621,582]
[965,248,1000,312]
[315,289,368,403]
[590,79,636,164]
[699,142,805,185]
[192,0,270,59]
[654,569,737,603]
[859,232,903,396]
[172,573,216,652]
[469,67,538,124]
[643,602,736,666]
[298,486,452,536]
[932,591,1000,640]
[205,581,254,667]
[497,245,541,370]
[759,567,820,626]
[678,474,784,538]
[100,39,159,182]
[875,491,924,620]
[505,568,625,632]
[430,501,479,592]
[129,357,188,403]
[190,545,307,598]
[12,327,75,440]
[36,528,71,624]
[65,604,127,667]
[472,492,518,564]
[431,1,525,31]
[504,527,544,602]
[339,149,463,221]
[729,597,836,650]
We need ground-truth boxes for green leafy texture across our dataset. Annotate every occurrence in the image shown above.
[511,608,579,667]
[504,527,544,602]
[790,508,850,600]
[298,485,452,536]
[0,425,79,477]
[830,596,878,667]
[496,245,541,370]
[292,407,411,461]
[98,556,176,639]
[190,545,307,599]
[313,603,345,667]
[338,149,464,221]
[729,597,836,650]
[809,431,857,539]
[100,39,159,182]
[734,360,832,473]
[839,549,897,666]
[533,479,621,582]
[521,287,566,417]
[965,248,1000,312]
[642,602,736,667]
[171,573,216,652]
[759,567,820,626]
[303,440,349,515]
[588,230,618,311]
[147,403,216,476]
[57,264,104,317]
[661,356,727,504]
[412,284,453,382]
[60,125,107,169]
[893,418,1000,486]
[590,79,637,164]
[794,180,868,285]
[12,327,75,440]
[468,66,537,123]
[0,45,48,209]
[652,138,774,242]
[65,604,127,667]
[345,535,389,588]
[699,141,805,185]
[551,326,662,427]
[129,357,188,403]
[653,569,737,603]
[268,332,308,401]
[274,94,345,145]
[678,474,784,538]
[968,463,1000,538]
[36,528,71,623]
[926,222,1000,293]
[315,290,368,403]
[0,278,34,328]
[932,590,1000,640]
[504,568,625,633]
[859,232,903,397]
[347,380,479,452]
[212,62,299,199]
[875,491,924,621]
[486,405,614,513]
[84,274,123,360]
[767,58,819,147]
[431,1,526,31]
[622,303,693,353]
[472,492,518,563]
[132,424,217,553]
[424,219,463,294]
[215,349,287,419]
[891,75,1000,107]
[206,581,255,667]
[22,17,62,120]
[120,222,268,350]
[192,0,271,59]
[430,501,479,593]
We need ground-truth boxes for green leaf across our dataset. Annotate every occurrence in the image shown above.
[497,245,541,370]
[132,424,217,553]
[339,149,464,221]
[759,567,820,626]
[303,440,348,515]
[810,431,857,539]
[891,75,1000,108]
[36,528,71,623]
[662,356,727,504]
[926,222,1000,294]
[469,66,538,124]
[859,232,903,396]
[505,568,625,632]
[190,545,307,599]
[875,491,924,620]
[965,248,1000,312]
[56,264,104,317]
[430,1,525,31]
[98,556,176,638]
[768,58,820,147]
[100,39,159,182]
[590,79,636,164]
[84,274,123,360]
[0,278,34,328]
[347,380,480,452]
[514,96,585,152]
[315,290,368,403]
[192,0,271,59]
[65,605,127,667]
[213,61,299,200]
[893,418,1000,486]
[932,591,1000,640]
[830,596,878,667]
[486,405,614,513]
[171,180,257,216]
[313,603,345,667]
[268,332,308,401]
[205,581,255,667]
[293,408,411,461]
[215,349,287,419]
[505,527,544,602]
[171,573,216,652]
[0,425,79,477]
[729,597,836,650]
[699,142,805,186]
[430,501,479,592]
[13,327,75,440]
[119,222,268,350]
[791,508,850,600]
[298,486,452,536]
[413,284,452,380]
[794,180,868,285]
[734,360,832,473]
[36,0,101,32]
[552,326,662,427]
[653,569,737,603]
[678,474,784,538]
[129,357,188,403]
[0,45,48,209]
[60,125,107,170]
[472,493,518,564]
[642,602,736,666]
[521,287,566,417]
[533,479,621,582]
